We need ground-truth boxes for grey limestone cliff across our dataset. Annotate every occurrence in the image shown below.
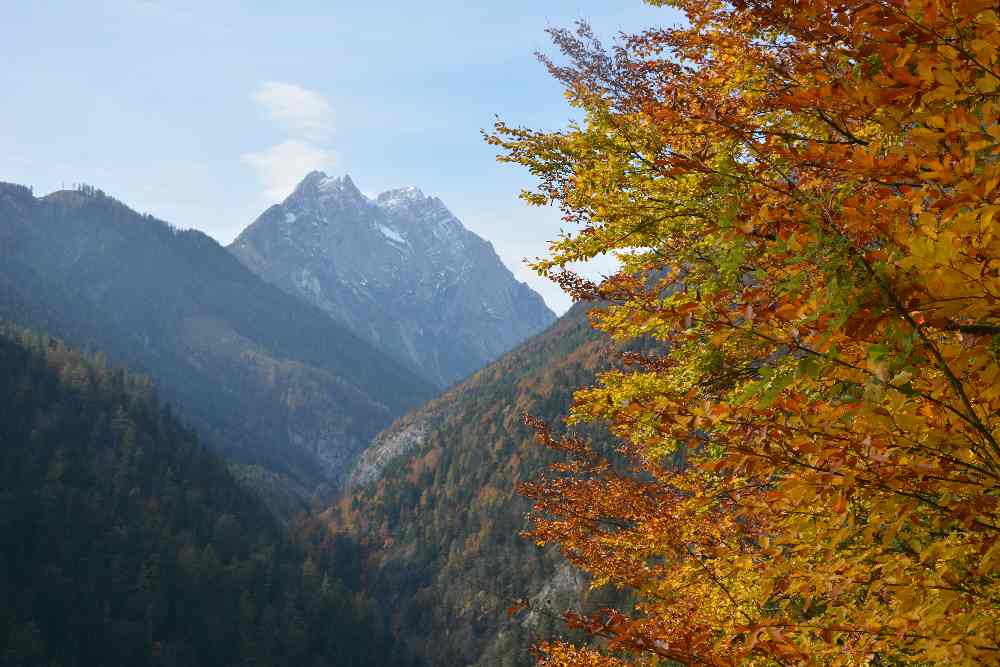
[229,172,556,388]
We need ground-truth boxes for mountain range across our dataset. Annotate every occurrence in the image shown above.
[230,172,556,388]
[0,176,598,666]
[0,182,434,492]
[0,178,557,497]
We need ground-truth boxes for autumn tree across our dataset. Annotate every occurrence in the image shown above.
[490,0,1000,664]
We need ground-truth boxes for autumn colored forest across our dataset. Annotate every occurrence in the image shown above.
[486,0,1000,663]
[4,0,1000,665]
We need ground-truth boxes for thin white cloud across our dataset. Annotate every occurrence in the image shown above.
[242,140,336,202]
[253,81,334,140]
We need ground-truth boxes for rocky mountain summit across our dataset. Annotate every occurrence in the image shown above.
[229,172,556,387]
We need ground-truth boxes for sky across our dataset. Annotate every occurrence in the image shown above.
[2,1,682,313]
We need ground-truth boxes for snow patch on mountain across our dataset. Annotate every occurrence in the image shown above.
[376,223,408,246]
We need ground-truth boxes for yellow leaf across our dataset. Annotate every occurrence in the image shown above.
[977,75,1000,93]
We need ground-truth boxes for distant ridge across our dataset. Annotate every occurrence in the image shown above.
[0,181,436,491]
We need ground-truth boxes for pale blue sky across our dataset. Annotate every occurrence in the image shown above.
[2,1,681,312]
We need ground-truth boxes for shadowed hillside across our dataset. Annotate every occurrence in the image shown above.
[0,326,412,666]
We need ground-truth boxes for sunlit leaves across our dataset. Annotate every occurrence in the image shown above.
[493,0,1000,663]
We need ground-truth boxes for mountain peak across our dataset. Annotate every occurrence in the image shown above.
[288,172,364,203]
[230,172,557,388]
[289,174,438,209]
[318,173,359,194]
[375,186,427,208]
[292,170,328,192]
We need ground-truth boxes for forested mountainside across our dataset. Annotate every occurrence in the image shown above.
[230,172,555,388]
[0,183,435,492]
[0,326,411,667]
[330,304,632,666]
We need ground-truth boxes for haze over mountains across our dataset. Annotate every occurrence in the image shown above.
[1,183,416,496]
[230,172,556,388]
[0,176,588,665]
[0,179,555,493]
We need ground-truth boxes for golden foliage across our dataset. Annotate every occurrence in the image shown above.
[491,0,1000,663]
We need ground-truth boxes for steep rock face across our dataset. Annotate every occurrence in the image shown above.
[229,172,556,388]
[0,182,435,491]
[348,417,429,489]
